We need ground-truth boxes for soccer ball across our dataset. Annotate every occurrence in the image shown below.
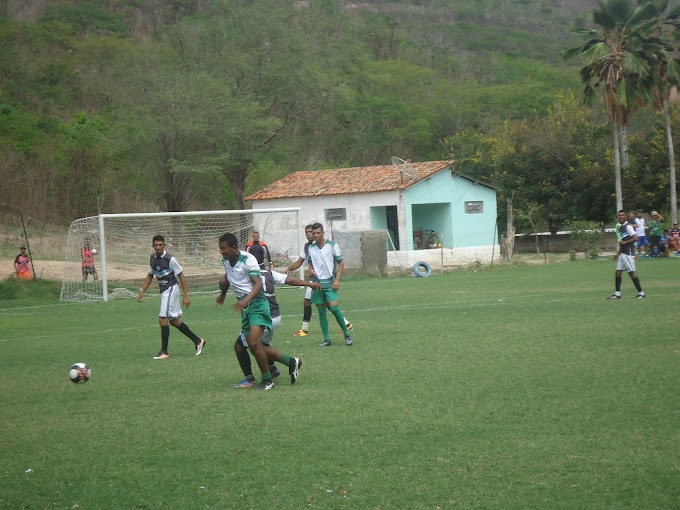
[68,363,91,384]
[91,248,97,255]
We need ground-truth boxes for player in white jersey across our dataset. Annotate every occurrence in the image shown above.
[286,224,352,336]
[224,268,321,388]
[216,232,301,390]
[308,222,353,347]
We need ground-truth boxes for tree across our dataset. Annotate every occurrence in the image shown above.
[644,0,680,223]
[564,0,662,211]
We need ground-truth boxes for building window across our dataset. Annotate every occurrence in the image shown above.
[326,208,346,221]
[465,201,483,214]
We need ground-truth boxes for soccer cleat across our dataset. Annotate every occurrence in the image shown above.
[195,338,206,356]
[257,380,274,391]
[319,340,332,347]
[635,294,646,299]
[345,335,353,346]
[271,366,281,379]
[153,352,169,360]
[607,294,621,300]
[232,378,255,388]
[293,330,309,337]
[289,358,302,385]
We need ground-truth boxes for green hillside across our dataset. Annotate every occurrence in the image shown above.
[4,0,675,231]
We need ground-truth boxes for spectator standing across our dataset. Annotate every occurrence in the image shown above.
[634,210,648,257]
[245,231,272,269]
[648,211,664,257]
[14,246,31,280]
[81,240,98,281]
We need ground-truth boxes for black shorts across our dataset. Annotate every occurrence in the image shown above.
[82,265,97,276]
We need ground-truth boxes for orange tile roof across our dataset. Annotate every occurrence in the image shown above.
[245,160,455,201]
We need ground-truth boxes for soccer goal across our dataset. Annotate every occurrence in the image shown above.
[60,208,302,302]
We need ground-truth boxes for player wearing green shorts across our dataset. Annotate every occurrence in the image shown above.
[308,222,353,347]
[216,232,300,390]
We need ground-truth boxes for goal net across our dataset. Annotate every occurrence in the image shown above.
[60,208,301,302]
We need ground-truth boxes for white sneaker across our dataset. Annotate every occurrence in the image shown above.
[195,339,206,356]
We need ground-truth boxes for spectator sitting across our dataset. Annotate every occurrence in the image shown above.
[669,222,680,254]
[660,229,671,256]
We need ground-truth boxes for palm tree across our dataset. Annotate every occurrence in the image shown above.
[565,0,661,211]
[646,0,680,223]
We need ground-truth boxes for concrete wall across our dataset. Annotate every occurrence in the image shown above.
[332,230,388,273]
[514,231,618,254]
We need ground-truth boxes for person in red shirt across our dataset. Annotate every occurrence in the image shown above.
[81,240,98,281]
[14,246,31,280]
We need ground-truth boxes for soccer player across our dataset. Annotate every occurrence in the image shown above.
[307,222,353,346]
[223,268,320,388]
[286,224,352,337]
[138,235,207,359]
[81,240,98,281]
[245,231,272,269]
[13,246,31,280]
[609,210,646,300]
[216,232,299,390]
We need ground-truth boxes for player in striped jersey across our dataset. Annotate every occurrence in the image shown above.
[138,235,207,359]
[609,210,646,300]
[308,222,353,347]
[216,232,301,390]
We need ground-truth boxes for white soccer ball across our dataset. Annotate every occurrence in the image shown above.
[91,249,97,255]
[68,363,91,384]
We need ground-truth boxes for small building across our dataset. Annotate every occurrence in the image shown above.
[245,160,498,270]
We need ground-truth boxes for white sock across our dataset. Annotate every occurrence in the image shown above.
[302,321,309,332]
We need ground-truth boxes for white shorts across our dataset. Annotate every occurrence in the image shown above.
[616,253,636,273]
[159,284,182,320]
[304,285,313,301]
[240,314,281,347]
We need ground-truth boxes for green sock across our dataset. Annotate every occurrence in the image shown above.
[262,372,272,382]
[329,306,349,335]
[318,306,330,340]
[280,354,292,366]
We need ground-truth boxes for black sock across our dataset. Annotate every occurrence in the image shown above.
[615,276,622,292]
[235,349,253,379]
[177,322,201,346]
[303,305,312,322]
[632,277,642,293]
[161,325,170,353]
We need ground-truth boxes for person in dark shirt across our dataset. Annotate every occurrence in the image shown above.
[138,235,207,359]
[609,210,645,300]
[245,231,272,269]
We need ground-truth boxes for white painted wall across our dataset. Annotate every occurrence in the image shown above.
[250,190,499,269]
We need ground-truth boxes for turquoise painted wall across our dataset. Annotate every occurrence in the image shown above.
[370,207,388,229]
[405,170,497,249]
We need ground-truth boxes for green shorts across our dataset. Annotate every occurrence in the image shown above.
[239,297,272,338]
[312,287,339,305]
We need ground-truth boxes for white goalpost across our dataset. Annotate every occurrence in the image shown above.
[60,208,302,302]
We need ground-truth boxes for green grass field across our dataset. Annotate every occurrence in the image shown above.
[1,259,679,509]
